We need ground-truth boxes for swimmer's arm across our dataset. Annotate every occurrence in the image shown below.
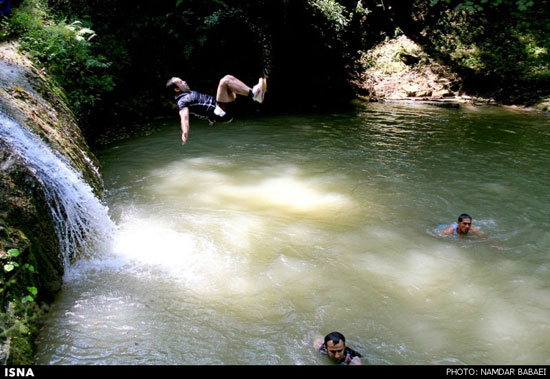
[471,228,505,250]
[349,356,362,365]
[179,107,190,144]
[313,337,324,351]
[470,227,485,237]
[440,225,454,236]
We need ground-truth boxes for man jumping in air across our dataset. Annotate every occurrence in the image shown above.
[166,75,267,144]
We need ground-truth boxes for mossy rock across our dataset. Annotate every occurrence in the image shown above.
[1,41,102,364]
[4,331,35,365]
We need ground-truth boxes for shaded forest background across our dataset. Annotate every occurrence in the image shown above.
[2,0,549,146]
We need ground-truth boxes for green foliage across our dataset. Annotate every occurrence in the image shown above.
[0,17,10,40]
[308,0,371,33]
[0,298,43,365]
[1,248,39,305]
[359,34,424,73]
[429,0,535,12]
[421,0,550,102]
[1,244,42,364]
[309,0,350,31]
[3,0,114,119]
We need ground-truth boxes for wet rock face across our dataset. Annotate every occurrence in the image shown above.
[0,41,103,196]
[0,133,64,365]
[0,139,63,299]
[1,41,93,295]
[1,41,101,364]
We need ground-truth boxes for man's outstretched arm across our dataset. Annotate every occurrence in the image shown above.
[179,107,190,144]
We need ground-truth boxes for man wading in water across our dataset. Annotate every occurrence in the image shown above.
[166,75,267,144]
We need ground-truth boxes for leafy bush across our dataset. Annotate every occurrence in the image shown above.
[3,0,114,119]
[423,0,550,102]
[0,245,42,365]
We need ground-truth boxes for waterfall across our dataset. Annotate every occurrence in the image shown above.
[0,111,115,267]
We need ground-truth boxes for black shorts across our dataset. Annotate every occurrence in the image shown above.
[213,101,234,123]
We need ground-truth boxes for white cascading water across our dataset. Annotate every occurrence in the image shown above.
[0,111,115,266]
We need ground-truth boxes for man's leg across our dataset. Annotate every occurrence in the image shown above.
[216,75,267,104]
[216,75,251,103]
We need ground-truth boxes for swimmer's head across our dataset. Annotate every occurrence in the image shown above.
[324,331,345,346]
[324,332,346,363]
[457,213,473,234]
[458,213,472,223]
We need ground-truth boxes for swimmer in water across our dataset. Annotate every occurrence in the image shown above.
[440,213,484,237]
[314,331,362,365]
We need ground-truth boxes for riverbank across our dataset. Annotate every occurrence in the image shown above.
[354,35,550,113]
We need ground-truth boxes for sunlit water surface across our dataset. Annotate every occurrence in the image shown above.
[35,103,550,365]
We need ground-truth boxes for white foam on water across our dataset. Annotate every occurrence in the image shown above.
[150,158,355,218]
